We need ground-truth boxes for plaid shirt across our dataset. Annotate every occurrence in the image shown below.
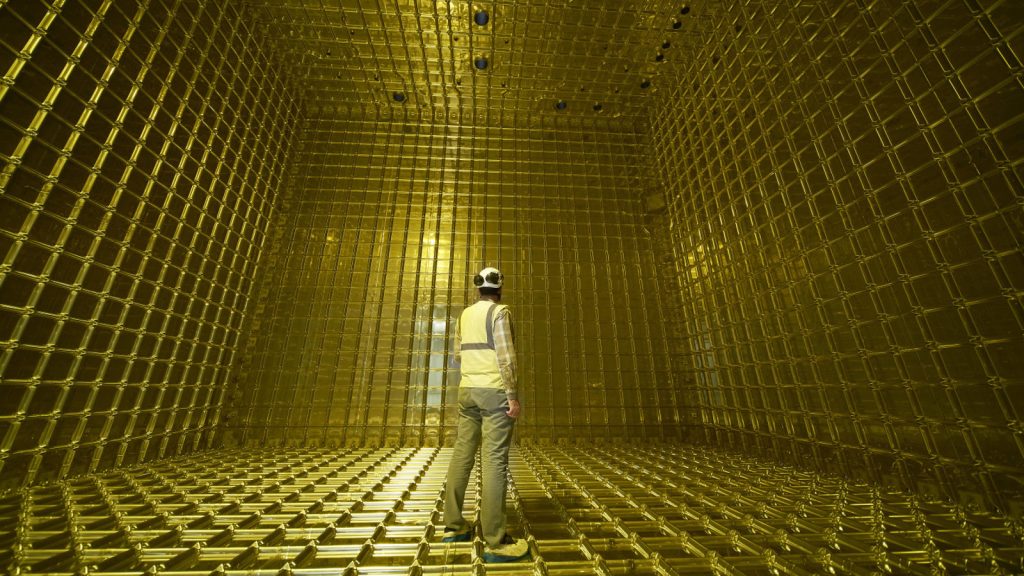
[454,303,518,401]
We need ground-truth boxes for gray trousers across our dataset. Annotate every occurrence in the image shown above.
[443,387,515,547]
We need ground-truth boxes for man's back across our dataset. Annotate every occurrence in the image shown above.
[459,300,509,388]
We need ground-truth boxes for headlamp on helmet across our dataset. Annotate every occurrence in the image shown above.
[473,267,503,289]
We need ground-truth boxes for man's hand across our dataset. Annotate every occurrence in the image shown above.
[506,399,521,419]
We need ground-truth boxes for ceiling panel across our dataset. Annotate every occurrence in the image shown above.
[246,0,705,120]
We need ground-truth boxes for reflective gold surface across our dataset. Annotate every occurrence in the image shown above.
[225,114,680,447]
[3,444,1022,575]
[245,0,690,120]
[646,0,1024,513]
[0,0,1022,571]
[0,1,299,489]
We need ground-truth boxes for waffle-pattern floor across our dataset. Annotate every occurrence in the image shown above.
[1,443,1020,575]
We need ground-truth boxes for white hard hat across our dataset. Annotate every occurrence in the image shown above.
[473,267,503,288]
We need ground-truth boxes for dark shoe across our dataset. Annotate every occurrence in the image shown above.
[483,534,530,563]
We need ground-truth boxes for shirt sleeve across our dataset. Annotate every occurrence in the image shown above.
[492,307,518,401]
[452,315,461,367]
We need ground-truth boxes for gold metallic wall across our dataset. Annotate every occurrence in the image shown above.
[0,1,299,489]
[650,1,1024,511]
[0,0,1021,525]
[225,110,682,446]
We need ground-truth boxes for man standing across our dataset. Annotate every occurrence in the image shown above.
[441,267,530,563]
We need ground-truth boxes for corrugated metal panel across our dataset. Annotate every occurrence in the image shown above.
[0,0,1022,572]
[4,444,1021,574]
[0,0,301,488]
[647,0,1024,513]
[226,113,680,446]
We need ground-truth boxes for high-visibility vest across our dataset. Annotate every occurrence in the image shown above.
[459,300,508,389]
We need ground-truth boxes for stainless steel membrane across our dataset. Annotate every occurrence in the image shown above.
[0,0,1021,573]
[3,444,1022,574]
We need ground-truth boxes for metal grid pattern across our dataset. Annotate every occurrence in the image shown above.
[0,0,300,489]
[245,0,706,120]
[648,0,1024,512]
[2,443,1021,575]
[227,113,681,446]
